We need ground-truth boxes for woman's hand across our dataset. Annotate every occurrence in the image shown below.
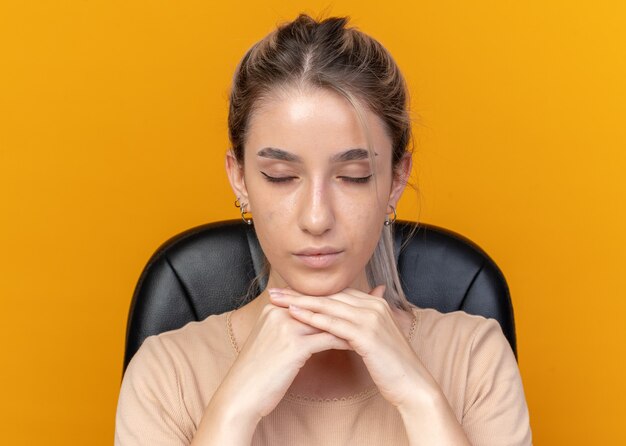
[213,302,351,422]
[192,302,354,445]
[267,286,440,411]
[268,286,473,445]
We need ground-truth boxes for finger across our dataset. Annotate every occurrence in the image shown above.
[341,287,390,315]
[341,286,386,301]
[293,320,324,336]
[271,293,359,321]
[289,305,357,342]
[269,289,374,310]
[304,331,352,354]
[260,304,322,335]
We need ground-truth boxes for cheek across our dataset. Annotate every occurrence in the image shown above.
[245,180,296,259]
[340,177,390,217]
[245,171,283,221]
[339,190,387,248]
[249,189,296,225]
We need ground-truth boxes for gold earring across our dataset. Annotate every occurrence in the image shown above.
[240,202,252,225]
[384,205,397,226]
[234,197,252,224]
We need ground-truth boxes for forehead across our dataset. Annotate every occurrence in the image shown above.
[245,87,392,162]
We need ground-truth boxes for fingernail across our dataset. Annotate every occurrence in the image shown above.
[289,304,301,312]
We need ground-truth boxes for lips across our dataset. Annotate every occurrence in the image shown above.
[294,246,342,256]
[293,247,343,269]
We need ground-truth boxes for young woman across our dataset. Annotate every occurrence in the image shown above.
[115,14,532,445]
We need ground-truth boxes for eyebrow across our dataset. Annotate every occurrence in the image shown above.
[256,147,377,163]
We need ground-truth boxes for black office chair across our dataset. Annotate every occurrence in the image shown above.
[122,220,516,375]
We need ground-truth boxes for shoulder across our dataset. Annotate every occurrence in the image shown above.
[124,311,236,389]
[413,306,498,345]
[148,311,235,359]
[411,306,517,388]
[116,312,233,444]
[410,307,531,444]
[116,311,237,441]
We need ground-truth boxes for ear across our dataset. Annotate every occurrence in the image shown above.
[387,153,412,212]
[225,150,251,210]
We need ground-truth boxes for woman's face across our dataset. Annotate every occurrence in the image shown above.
[227,87,410,296]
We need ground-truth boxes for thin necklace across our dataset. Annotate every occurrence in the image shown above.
[226,310,240,354]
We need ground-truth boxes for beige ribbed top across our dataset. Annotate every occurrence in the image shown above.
[114,307,532,445]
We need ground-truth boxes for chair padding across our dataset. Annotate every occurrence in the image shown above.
[123,220,517,373]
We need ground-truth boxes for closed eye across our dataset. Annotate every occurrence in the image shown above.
[260,171,296,183]
[339,174,372,184]
[260,172,372,184]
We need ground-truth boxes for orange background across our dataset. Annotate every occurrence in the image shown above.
[1,1,625,443]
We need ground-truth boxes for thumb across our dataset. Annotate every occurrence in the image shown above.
[370,284,386,299]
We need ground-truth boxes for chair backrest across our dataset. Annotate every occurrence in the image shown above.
[123,220,517,374]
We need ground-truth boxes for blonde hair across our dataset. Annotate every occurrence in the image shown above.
[229,14,415,311]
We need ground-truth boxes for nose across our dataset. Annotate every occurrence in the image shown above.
[297,178,335,236]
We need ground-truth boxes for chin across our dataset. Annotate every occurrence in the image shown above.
[282,270,364,296]
[290,283,343,296]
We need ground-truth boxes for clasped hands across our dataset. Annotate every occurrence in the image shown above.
[268,286,440,411]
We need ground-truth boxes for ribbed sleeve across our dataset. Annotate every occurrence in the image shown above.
[115,335,193,446]
[462,318,532,445]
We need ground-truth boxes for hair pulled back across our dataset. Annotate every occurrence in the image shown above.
[228,14,414,311]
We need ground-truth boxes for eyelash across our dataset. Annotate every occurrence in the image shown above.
[260,172,372,184]
[343,174,373,184]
